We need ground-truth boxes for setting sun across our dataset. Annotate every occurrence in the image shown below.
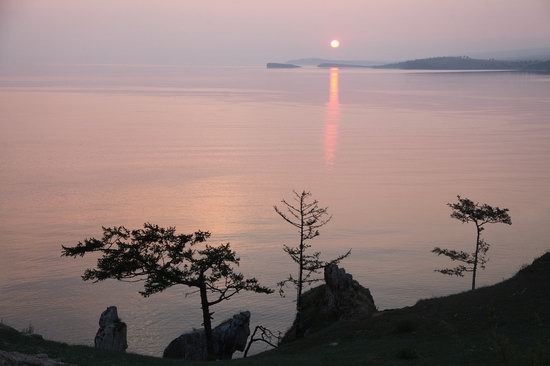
[330,39,340,48]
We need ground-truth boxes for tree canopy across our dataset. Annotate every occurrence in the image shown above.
[62,223,272,359]
[432,196,511,290]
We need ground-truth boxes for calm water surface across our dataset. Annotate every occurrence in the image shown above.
[1,65,549,356]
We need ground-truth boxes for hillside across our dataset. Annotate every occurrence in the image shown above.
[1,252,549,365]
[521,60,550,73]
[467,46,550,61]
[374,56,537,70]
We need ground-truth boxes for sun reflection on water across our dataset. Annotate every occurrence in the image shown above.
[324,67,340,167]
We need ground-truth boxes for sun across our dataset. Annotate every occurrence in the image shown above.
[330,39,340,48]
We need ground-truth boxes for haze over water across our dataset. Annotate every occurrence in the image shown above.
[1,65,549,356]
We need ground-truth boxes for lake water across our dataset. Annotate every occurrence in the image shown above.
[1,65,549,356]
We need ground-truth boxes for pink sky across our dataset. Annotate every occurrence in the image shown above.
[1,0,549,65]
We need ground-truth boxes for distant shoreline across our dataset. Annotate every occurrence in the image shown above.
[266,56,550,73]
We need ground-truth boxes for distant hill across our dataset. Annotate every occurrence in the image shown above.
[373,56,537,70]
[467,47,550,61]
[266,63,300,69]
[286,58,384,66]
[521,60,550,73]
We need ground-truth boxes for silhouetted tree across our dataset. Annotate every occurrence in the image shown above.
[432,196,512,290]
[61,223,272,360]
[243,325,281,358]
[274,190,350,338]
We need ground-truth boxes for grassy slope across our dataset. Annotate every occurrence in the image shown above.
[2,253,549,365]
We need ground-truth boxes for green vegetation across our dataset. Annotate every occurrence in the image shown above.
[0,323,182,366]
[3,252,549,365]
[61,224,272,359]
[433,196,512,290]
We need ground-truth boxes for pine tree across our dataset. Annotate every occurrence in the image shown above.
[274,190,350,337]
[432,196,511,290]
[62,223,272,359]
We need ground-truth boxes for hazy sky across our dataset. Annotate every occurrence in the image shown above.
[1,0,549,66]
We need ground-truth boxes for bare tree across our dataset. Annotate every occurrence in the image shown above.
[243,325,282,358]
[432,196,512,290]
[274,190,350,338]
[61,223,272,360]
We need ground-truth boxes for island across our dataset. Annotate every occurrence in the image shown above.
[521,60,550,73]
[266,63,301,69]
[372,56,536,70]
[270,53,550,72]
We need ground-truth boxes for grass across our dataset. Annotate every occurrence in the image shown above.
[1,252,550,365]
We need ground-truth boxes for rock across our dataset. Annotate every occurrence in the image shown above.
[163,311,251,360]
[323,263,377,318]
[283,264,376,341]
[163,329,206,361]
[212,311,251,359]
[0,350,74,366]
[94,306,128,352]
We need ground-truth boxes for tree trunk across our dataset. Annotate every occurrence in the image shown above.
[199,275,215,360]
[295,193,305,338]
[472,225,481,290]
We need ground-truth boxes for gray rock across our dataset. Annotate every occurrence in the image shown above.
[212,311,251,359]
[163,329,206,361]
[163,311,251,360]
[94,306,128,352]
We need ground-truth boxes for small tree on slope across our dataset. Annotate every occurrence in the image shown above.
[274,190,350,338]
[432,196,511,290]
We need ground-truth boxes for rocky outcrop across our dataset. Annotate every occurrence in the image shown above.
[163,311,251,361]
[283,264,376,341]
[94,306,127,352]
[0,350,74,366]
[323,263,377,318]
[212,311,251,359]
[163,329,206,361]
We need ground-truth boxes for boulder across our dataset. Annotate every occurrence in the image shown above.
[212,311,251,359]
[163,311,251,360]
[94,306,128,352]
[163,329,206,361]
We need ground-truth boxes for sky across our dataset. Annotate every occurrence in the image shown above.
[1,0,549,66]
